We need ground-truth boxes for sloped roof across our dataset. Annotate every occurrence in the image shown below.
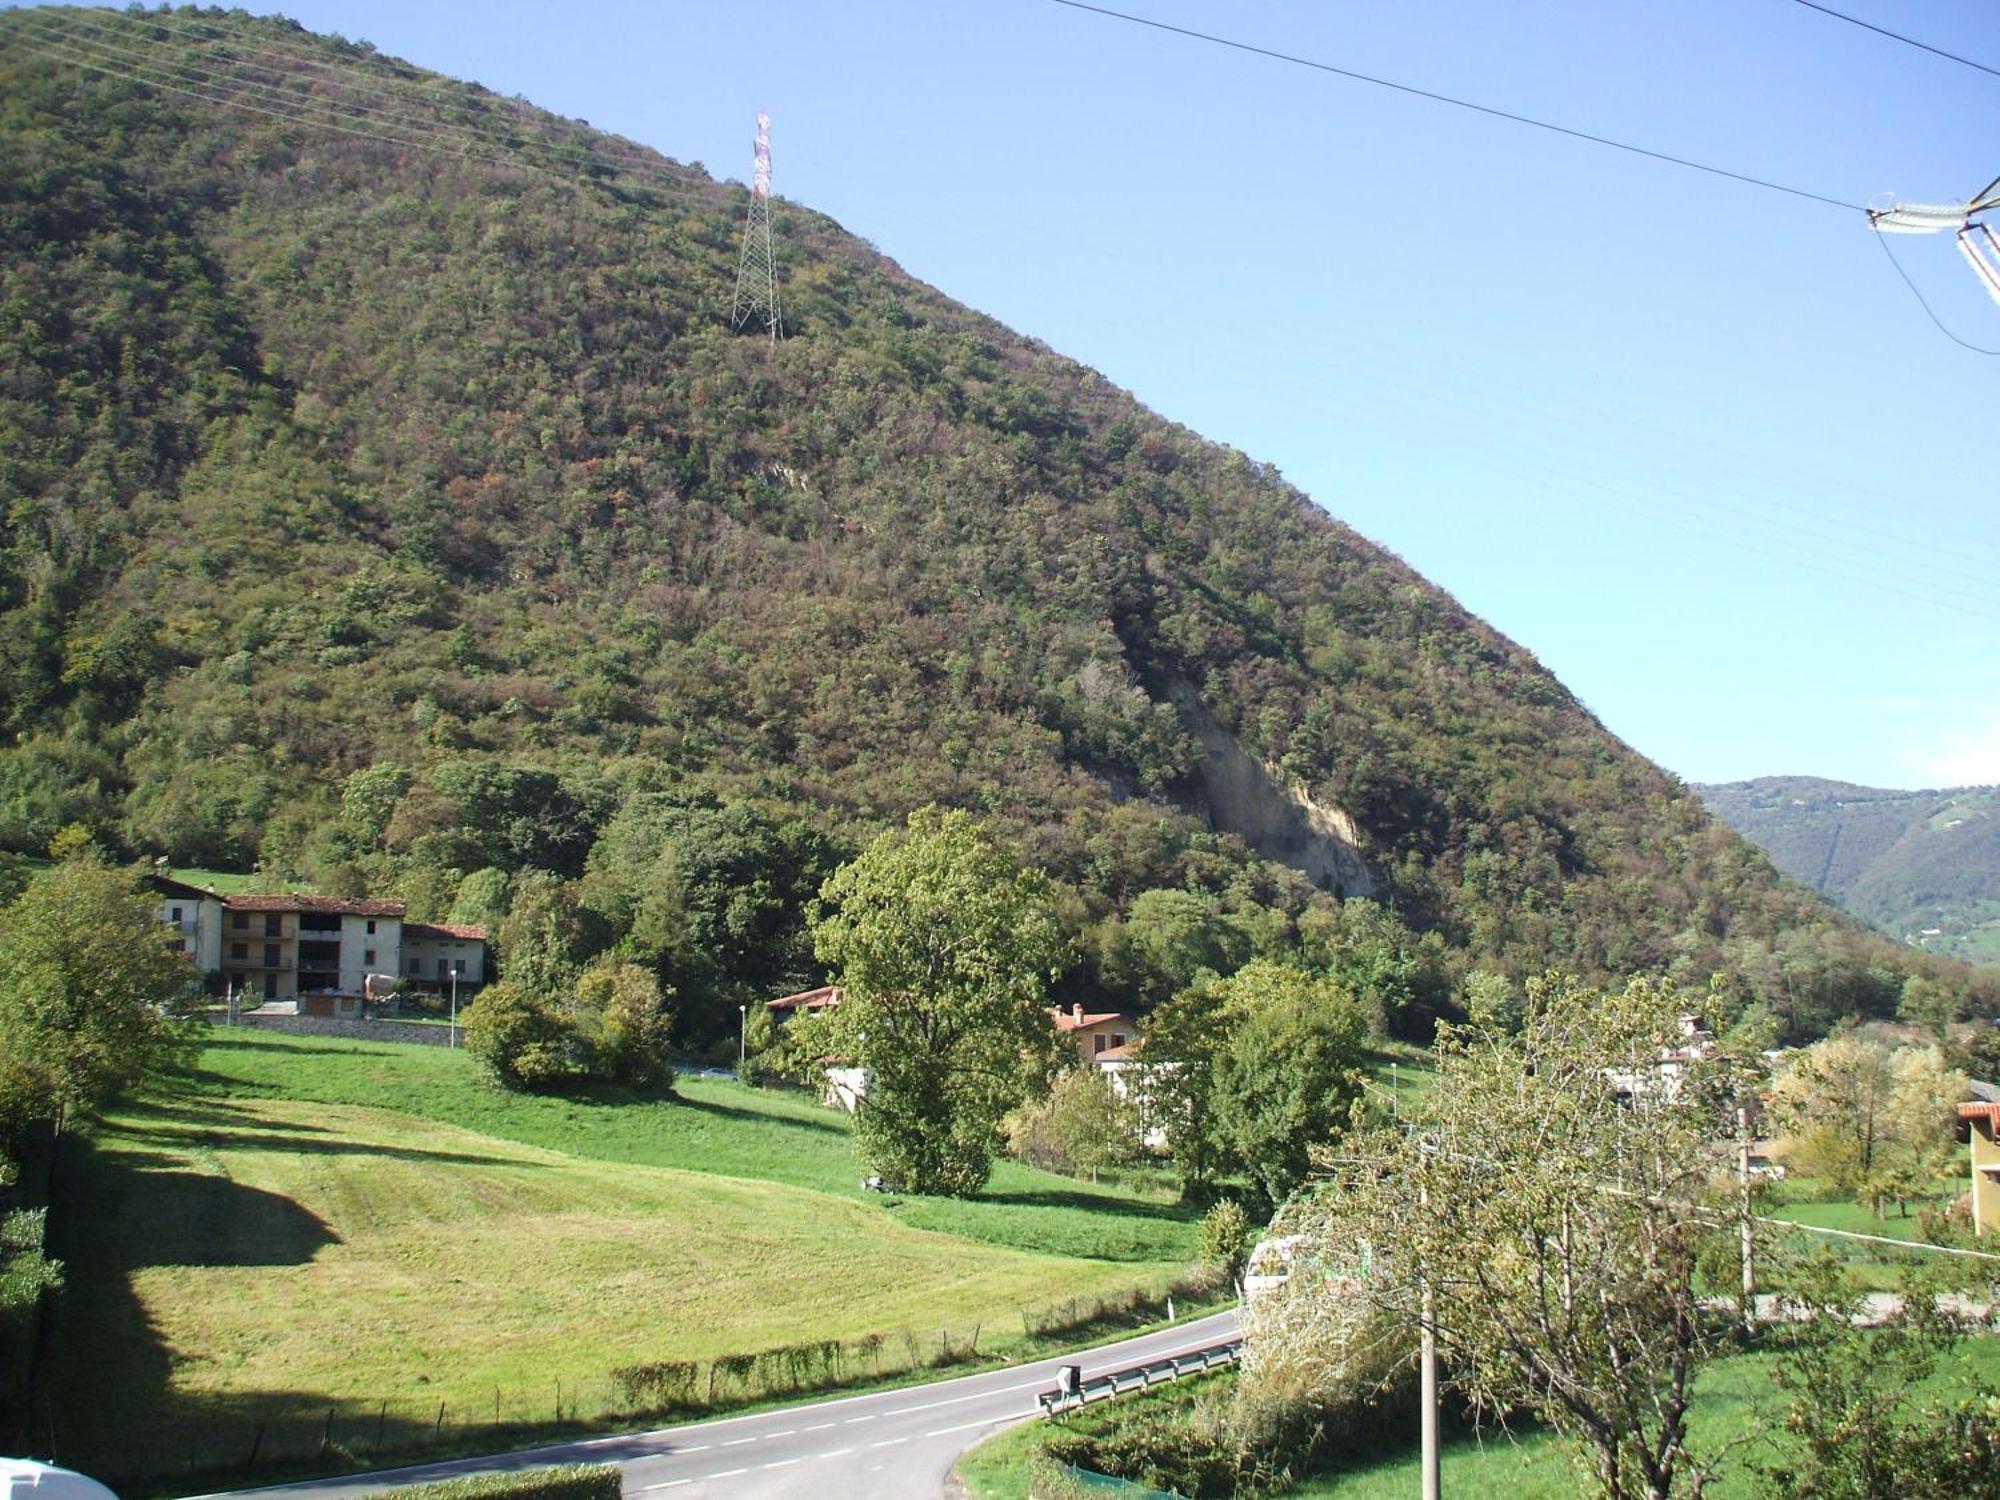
[406,921,488,942]
[1050,1006,1135,1031]
[769,985,843,1012]
[224,894,405,917]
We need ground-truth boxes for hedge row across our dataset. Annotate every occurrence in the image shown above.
[386,1463,621,1500]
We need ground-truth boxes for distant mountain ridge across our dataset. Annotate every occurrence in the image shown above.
[1696,776,2000,963]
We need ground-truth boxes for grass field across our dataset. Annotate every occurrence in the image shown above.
[48,1031,1203,1488]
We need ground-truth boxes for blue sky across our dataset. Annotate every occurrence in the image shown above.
[64,1,2000,788]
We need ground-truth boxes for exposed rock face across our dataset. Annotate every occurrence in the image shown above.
[1168,681,1375,899]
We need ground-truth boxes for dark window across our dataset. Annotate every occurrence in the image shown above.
[230,942,247,961]
[364,949,376,966]
[263,944,280,968]
[263,974,277,1000]
[264,914,282,938]
[366,919,376,935]
[232,912,249,931]
[1093,1034,1108,1054]
[453,958,465,974]
[171,906,183,923]
[1111,1033,1127,1049]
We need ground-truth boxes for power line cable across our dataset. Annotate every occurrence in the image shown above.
[1046,0,1865,214]
[1873,231,2000,356]
[1791,0,2000,81]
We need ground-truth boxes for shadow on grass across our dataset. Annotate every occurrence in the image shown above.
[100,1130,538,1170]
[110,1094,334,1134]
[668,1090,847,1137]
[977,1187,1196,1223]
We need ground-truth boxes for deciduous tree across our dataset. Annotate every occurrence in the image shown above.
[0,861,195,1135]
[793,807,1068,1196]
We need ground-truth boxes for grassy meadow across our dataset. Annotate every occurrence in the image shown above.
[49,1031,1203,1487]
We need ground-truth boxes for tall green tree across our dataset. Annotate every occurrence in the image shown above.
[1143,960,1367,1206]
[0,861,195,1135]
[792,807,1069,1196]
[1208,961,1368,1209]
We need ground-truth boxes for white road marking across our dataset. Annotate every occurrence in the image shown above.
[633,1482,690,1493]
[677,1444,710,1453]
[708,1468,747,1479]
[843,1413,878,1424]
[722,1436,758,1446]
[870,1437,908,1449]
[764,1458,801,1469]
[882,1379,1044,1418]
[802,1421,836,1431]
[925,1411,1033,1437]
[817,1448,854,1459]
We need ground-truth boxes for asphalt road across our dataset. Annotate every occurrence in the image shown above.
[199,1309,1241,1500]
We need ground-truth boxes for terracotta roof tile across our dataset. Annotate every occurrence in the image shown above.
[406,921,488,942]
[224,894,405,917]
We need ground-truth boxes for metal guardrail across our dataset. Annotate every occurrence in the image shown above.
[1036,1338,1243,1417]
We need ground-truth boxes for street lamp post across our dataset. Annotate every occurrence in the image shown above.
[449,968,459,1049]
[738,1003,748,1069]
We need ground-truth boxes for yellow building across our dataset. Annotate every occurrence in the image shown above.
[1959,1102,2000,1236]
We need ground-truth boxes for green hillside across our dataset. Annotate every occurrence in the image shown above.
[0,6,1978,1036]
[1699,777,2000,964]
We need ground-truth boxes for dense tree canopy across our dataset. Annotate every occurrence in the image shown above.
[0,859,195,1135]
[790,807,1069,1195]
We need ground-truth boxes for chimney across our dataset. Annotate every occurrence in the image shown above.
[1073,1002,1085,1023]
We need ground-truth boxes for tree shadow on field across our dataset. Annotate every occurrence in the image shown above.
[110,1094,334,1135]
[101,1129,536,1170]
[977,1187,1196,1223]
[668,1090,847,1137]
[35,1132,345,1485]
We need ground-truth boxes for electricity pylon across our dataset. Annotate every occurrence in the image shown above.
[730,109,782,339]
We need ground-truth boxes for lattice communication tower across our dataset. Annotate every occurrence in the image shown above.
[730,110,783,339]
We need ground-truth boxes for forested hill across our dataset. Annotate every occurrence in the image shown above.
[1699,777,2000,966]
[0,7,1971,1039]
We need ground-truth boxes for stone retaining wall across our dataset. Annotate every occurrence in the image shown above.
[231,1012,458,1048]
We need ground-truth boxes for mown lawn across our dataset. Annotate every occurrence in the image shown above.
[191,1031,1199,1261]
[51,1031,1203,1488]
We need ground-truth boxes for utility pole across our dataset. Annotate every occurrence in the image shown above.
[730,109,783,339]
[1737,1104,1756,1338]
[1419,1173,1441,1500]
[449,968,459,1050]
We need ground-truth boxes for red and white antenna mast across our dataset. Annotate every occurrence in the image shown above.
[731,109,783,339]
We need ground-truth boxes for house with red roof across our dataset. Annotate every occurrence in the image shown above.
[1960,1099,2000,1236]
[1049,1002,1138,1065]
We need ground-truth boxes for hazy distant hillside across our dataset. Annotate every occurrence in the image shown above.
[1699,776,2000,963]
[0,6,1974,1037]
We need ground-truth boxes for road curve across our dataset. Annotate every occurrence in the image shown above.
[192,1309,1241,1500]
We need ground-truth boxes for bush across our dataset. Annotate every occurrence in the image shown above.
[1197,1200,1250,1284]
[462,982,573,1090]
[384,1464,620,1500]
